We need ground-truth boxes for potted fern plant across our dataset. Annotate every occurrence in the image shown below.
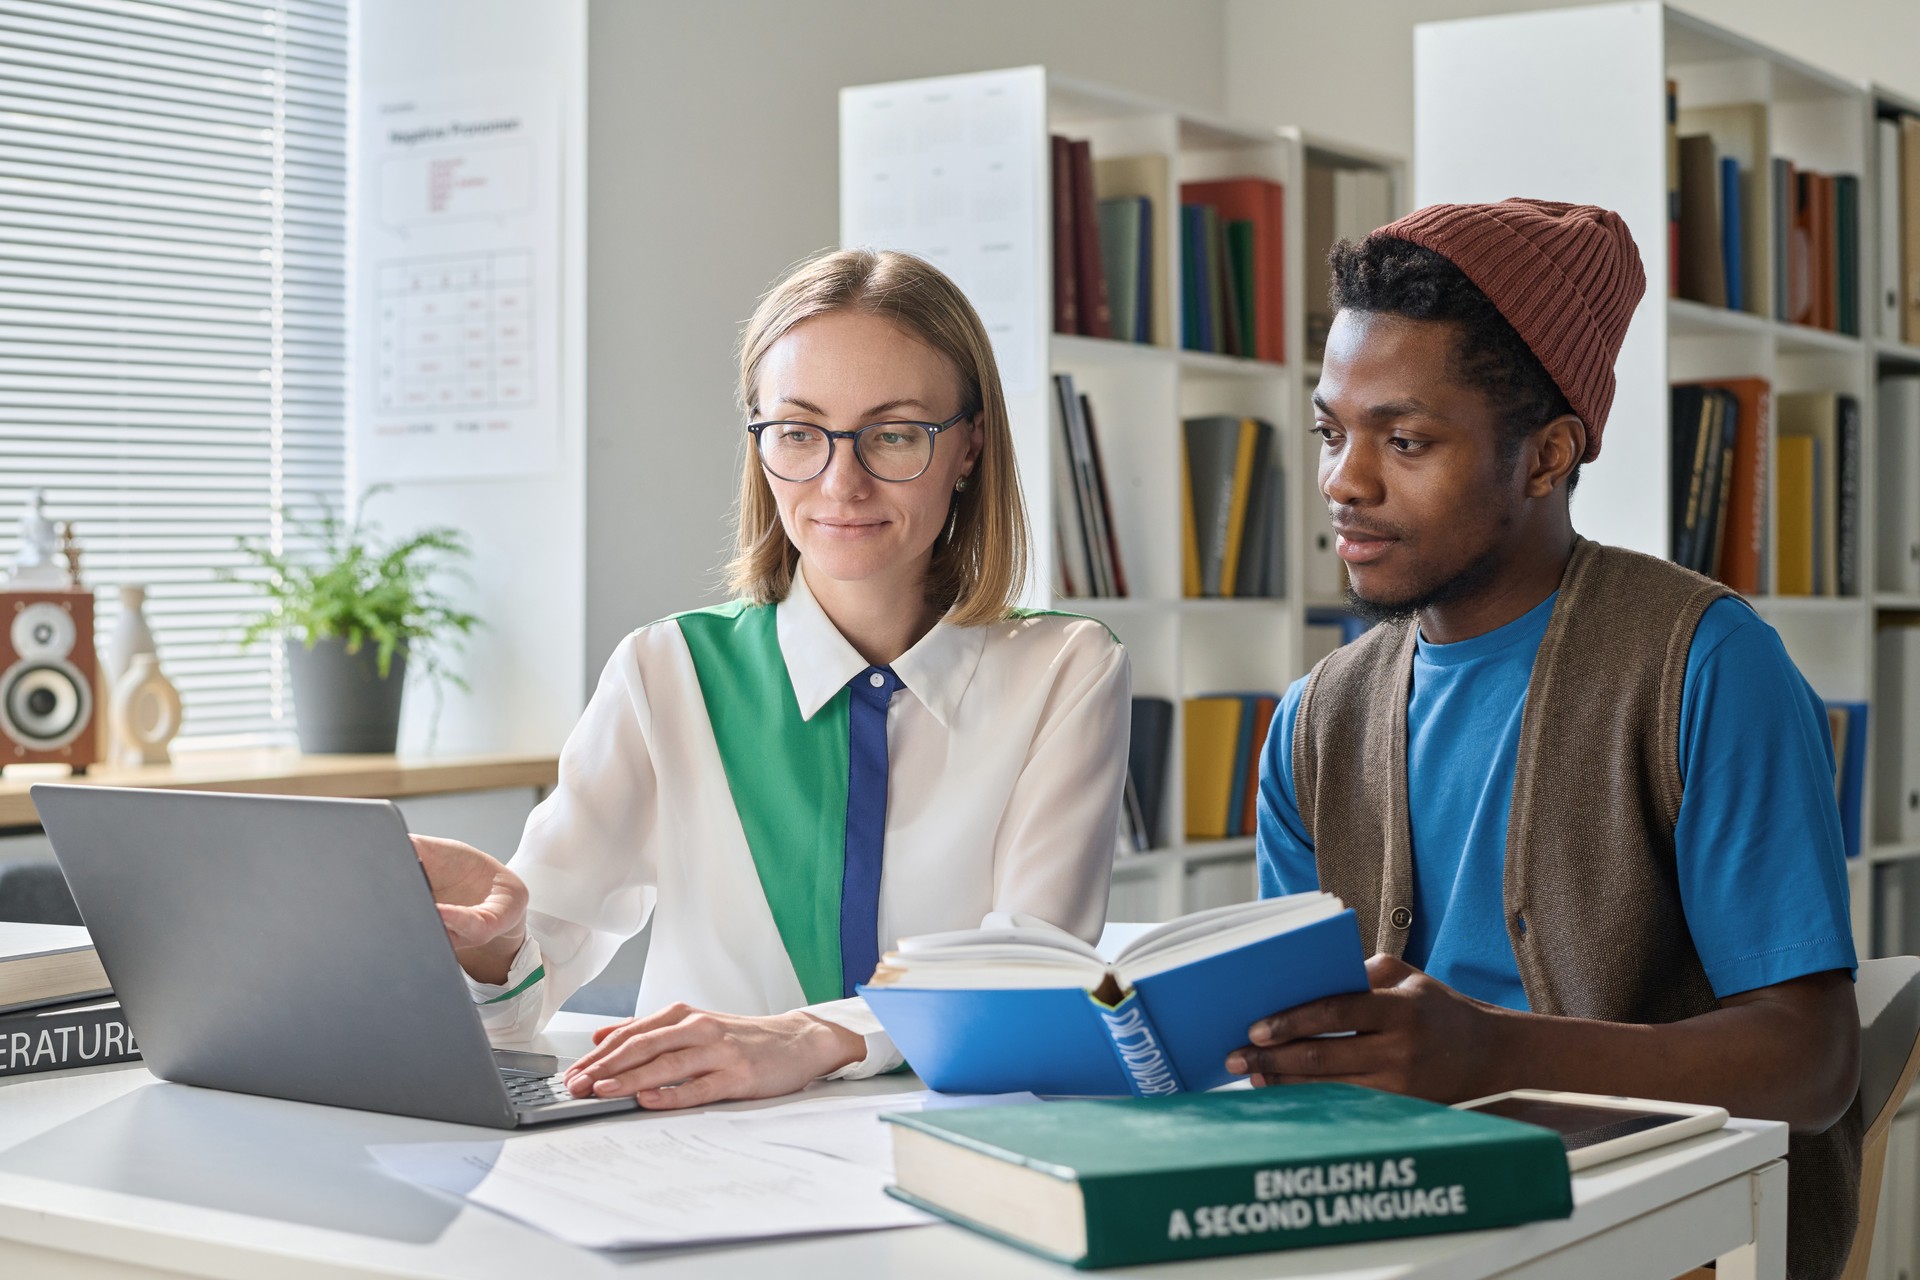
[229,488,480,754]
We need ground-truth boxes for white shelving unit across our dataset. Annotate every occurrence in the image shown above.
[840,68,1401,921]
[1416,0,1877,949]
[1419,9,1919,1276]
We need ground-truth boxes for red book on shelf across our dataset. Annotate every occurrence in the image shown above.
[1051,135,1078,335]
[1068,139,1111,339]
[1179,177,1286,364]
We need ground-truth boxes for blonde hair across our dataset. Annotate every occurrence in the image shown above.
[727,248,1029,626]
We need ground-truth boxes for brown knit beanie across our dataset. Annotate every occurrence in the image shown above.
[1374,198,1645,462]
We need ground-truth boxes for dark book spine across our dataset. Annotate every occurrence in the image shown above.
[1094,990,1183,1097]
[1838,394,1860,596]
[0,1002,139,1077]
[1051,136,1077,335]
[1078,394,1128,597]
[1069,139,1111,339]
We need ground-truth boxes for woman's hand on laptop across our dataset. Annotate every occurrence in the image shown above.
[560,1005,867,1108]
[409,834,530,987]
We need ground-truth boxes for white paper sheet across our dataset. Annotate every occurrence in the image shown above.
[372,1113,927,1250]
[719,1089,1040,1174]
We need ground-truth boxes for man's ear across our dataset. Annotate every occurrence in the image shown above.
[1527,414,1586,497]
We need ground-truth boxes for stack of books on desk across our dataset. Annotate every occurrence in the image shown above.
[0,922,138,1078]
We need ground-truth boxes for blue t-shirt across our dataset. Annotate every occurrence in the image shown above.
[1257,593,1857,1010]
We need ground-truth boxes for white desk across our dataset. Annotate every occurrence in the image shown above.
[0,1014,1788,1280]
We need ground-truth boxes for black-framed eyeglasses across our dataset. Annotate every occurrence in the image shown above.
[746,409,969,484]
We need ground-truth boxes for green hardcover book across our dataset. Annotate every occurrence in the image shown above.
[884,1084,1573,1269]
[1227,219,1257,358]
[1202,205,1228,355]
[1835,174,1859,337]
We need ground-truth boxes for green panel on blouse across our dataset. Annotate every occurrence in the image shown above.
[675,600,850,1006]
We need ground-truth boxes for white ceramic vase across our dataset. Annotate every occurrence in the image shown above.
[110,653,182,767]
[104,584,156,693]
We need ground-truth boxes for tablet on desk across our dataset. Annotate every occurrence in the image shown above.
[1453,1089,1729,1170]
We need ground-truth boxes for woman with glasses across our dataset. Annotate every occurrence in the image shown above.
[412,248,1130,1108]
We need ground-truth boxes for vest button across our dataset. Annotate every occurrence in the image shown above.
[1389,906,1413,930]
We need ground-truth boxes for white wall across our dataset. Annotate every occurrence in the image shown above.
[355,0,588,756]
[582,0,1231,672]
[1223,0,1920,163]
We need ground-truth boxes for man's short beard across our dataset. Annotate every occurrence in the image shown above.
[1345,539,1509,626]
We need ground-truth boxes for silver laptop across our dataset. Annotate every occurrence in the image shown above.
[31,784,636,1128]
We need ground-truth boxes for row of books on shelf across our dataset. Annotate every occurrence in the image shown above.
[1050,134,1287,360]
[1879,111,1920,345]
[1668,379,1862,598]
[1182,415,1283,599]
[1047,391,1308,604]
[1179,177,1285,361]
[1050,373,1127,598]
[1664,88,1862,334]
[1185,693,1279,842]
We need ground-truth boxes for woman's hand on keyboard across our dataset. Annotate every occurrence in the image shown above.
[560,1004,867,1108]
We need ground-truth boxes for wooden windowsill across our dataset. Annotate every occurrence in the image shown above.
[0,750,559,831]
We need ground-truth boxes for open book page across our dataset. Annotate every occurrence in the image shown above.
[875,913,1107,988]
[868,895,1345,993]
[1111,893,1344,985]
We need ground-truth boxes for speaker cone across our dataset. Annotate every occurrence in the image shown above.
[1,660,91,749]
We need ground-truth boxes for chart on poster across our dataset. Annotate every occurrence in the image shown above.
[357,81,562,479]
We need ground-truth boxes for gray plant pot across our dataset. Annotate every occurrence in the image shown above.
[285,636,407,754]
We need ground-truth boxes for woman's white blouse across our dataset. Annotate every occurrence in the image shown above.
[465,564,1131,1077]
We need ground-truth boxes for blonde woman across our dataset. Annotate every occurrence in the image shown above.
[413,249,1131,1109]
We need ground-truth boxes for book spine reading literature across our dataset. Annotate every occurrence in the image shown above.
[0,1000,138,1078]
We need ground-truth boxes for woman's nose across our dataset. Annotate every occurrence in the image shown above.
[817,438,871,500]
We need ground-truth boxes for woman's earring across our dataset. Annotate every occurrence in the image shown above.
[954,476,971,493]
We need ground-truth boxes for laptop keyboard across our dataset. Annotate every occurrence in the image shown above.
[502,1071,576,1110]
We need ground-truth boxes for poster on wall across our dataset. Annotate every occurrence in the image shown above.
[840,67,1045,397]
[356,81,562,480]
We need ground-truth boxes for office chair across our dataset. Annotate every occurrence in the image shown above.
[0,857,82,925]
[1842,955,1920,1280]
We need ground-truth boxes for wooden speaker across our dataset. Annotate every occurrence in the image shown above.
[0,588,98,774]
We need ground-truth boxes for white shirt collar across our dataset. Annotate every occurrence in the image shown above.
[776,561,985,729]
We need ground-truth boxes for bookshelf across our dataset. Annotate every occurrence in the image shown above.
[1419,12,1920,1268]
[840,68,1402,921]
[1415,1,1881,950]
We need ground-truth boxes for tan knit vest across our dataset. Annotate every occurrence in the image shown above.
[1292,536,1860,1280]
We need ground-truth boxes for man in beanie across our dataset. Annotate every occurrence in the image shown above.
[1235,199,1860,1279]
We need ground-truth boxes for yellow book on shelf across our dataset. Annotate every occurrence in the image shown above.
[1774,433,1815,595]
[1183,697,1242,841]
[1218,419,1260,597]
[1179,442,1202,598]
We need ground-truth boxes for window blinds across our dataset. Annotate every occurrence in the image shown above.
[0,0,349,746]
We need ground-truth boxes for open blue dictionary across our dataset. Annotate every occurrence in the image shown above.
[859,893,1368,1097]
